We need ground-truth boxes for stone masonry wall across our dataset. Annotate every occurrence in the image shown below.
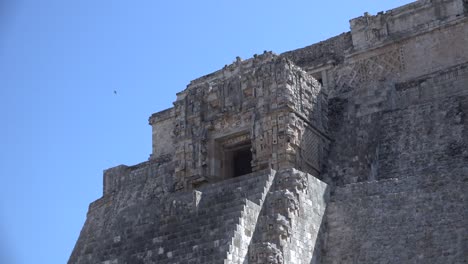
[350,0,467,51]
[149,108,175,159]
[69,160,174,264]
[291,0,468,186]
[324,65,468,186]
[282,33,352,70]
[324,171,467,263]
[281,1,468,263]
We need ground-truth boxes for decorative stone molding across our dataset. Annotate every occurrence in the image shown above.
[249,242,284,264]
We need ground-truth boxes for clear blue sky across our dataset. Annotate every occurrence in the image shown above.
[0,1,414,263]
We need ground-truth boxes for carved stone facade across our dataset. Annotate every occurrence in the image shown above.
[70,1,468,263]
[149,52,329,191]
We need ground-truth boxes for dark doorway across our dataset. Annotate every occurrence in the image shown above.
[232,147,252,177]
[311,72,323,86]
[216,134,253,179]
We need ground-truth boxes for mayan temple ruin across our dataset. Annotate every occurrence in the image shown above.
[69,0,468,263]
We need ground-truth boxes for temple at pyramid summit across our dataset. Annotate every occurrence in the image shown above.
[69,1,468,263]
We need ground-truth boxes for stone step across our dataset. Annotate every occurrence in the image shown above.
[149,170,275,263]
[197,170,273,194]
[155,209,243,244]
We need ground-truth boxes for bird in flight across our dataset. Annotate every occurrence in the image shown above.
[114,90,117,95]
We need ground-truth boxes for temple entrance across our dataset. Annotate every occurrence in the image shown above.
[231,146,253,177]
[213,133,253,179]
[222,143,252,178]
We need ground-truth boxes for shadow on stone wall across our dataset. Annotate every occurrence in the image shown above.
[309,204,327,264]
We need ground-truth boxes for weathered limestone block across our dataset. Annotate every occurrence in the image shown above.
[148,107,175,160]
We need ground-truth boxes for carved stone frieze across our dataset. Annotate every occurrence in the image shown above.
[277,168,308,195]
[269,190,300,217]
[334,47,405,92]
[249,242,284,264]
[163,53,328,189]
